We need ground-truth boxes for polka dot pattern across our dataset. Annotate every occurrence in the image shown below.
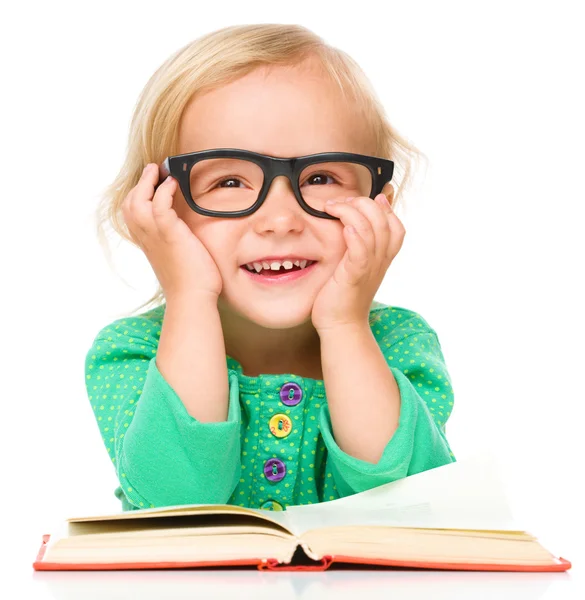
[85,301,455,511]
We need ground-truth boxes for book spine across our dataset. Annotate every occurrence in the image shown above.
[258,556,333,571]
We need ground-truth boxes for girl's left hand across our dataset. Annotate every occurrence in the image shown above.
[311,193,405,333]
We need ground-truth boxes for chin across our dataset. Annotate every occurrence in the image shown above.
[249,309,314,330]
[220,293,315,330]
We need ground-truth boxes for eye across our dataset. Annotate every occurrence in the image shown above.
[216,177,245,189]
[302,172,338,186]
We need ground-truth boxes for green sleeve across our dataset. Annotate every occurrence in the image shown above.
[320,330,456,497]
[84,319,242,509]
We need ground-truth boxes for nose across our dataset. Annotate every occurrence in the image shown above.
[251,175,305,233]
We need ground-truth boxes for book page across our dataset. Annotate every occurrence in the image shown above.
[285,453,524,537]
[67,503,254,521]
[65,503,296,537]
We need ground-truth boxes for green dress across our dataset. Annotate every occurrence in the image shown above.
[84,300,455,511]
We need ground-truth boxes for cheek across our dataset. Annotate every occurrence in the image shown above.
[172,193,237,267]
[186,220,235,268]
[323,226,347,261]
[172,191,190,221]
[173,194,209,238]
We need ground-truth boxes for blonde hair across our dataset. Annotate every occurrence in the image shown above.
[94,24,429,317]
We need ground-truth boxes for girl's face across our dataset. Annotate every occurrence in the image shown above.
[173,59,376,330]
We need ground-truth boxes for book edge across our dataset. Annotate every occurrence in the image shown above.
[32,534,571,573]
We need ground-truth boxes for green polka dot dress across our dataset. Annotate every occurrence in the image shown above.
[84,300,456,512]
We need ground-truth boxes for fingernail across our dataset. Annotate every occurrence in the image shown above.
[326,199,336,205]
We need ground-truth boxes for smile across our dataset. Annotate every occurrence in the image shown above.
[239,261,319,285]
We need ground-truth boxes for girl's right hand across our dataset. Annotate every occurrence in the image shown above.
[122,163,223,300]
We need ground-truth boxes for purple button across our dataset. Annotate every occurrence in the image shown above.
[280,382,302,406]
[263,458,287,482]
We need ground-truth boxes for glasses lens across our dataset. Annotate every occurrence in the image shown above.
[189,158,264,212]
[299,162,372,212]
[189,158,373,213]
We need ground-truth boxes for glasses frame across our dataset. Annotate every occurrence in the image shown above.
[159,148,394,220]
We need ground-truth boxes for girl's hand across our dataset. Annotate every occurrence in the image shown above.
[122,163,223,300]
[311,193,405,333]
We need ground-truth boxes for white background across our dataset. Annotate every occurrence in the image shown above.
[2,0,583,597]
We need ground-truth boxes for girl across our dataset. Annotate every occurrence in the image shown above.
[86,23,455,512]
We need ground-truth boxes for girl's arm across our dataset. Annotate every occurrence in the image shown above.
[319,323,401,463]
[319,310,455,498]
[157,294,229,422]
[84,298,243,509]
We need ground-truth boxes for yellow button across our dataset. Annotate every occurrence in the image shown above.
[260,499,284,511]
[269,413,293,438]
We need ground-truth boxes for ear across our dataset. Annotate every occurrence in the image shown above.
[381,182,395,209]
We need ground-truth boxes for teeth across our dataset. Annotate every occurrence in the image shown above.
[244,259,313,273]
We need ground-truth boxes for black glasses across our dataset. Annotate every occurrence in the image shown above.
[158,148,394,220]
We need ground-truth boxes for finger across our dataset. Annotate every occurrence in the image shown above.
[343,224,369,283]
[356,193,403,265]
[122,192,152,247]
[126,163,160,209]
[126,194,156,243]
[386,209,406,261]
[152,176,182,242]
[130,162,164,215]
[123,164,161,239]
[123,211,143,247]
[140,162,164,192]
[355,194,391,265]
[324,198,375,257]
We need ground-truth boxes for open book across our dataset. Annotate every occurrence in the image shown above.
[33,454,571,572]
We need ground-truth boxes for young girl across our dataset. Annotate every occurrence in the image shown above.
[86,23,455,512]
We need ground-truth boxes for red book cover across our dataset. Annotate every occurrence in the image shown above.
[32,534,572,572]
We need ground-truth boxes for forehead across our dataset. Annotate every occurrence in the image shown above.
[178,62,371,157]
